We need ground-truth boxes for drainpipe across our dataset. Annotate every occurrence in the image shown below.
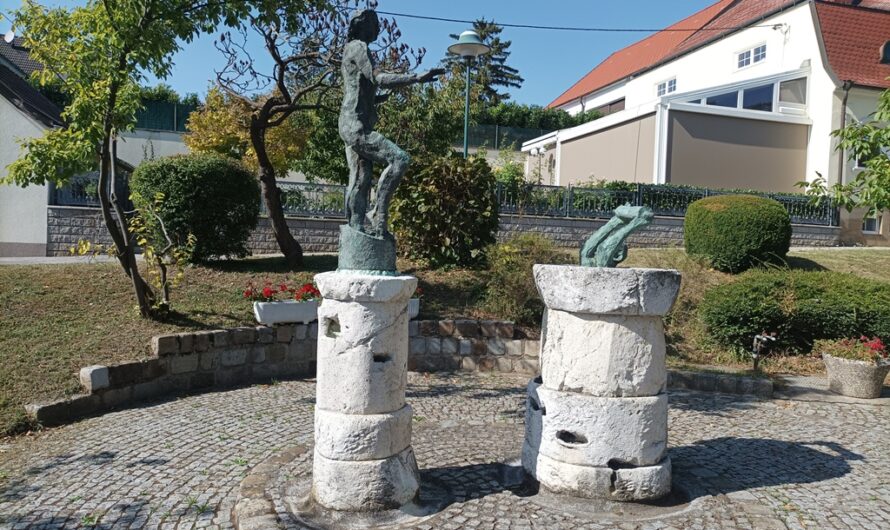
[836,80,854,185]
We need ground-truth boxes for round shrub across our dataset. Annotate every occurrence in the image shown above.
[700,270,890,353]
[130,154,260,261]
[483,234,576,326]
[391,155,499,268]
[684,195,791,273]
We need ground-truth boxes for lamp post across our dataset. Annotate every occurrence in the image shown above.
[448,30,491,158]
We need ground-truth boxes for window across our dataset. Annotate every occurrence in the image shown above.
[743,84,774,112]
[737,44,767,69]
[706,91,739,107]
[594,98,625,116]
[863,215,882,234]
[753,45,767,63]
[779,77,807,105]
[657,78,677,97]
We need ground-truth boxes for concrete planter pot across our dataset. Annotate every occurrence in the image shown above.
[408,298,420,320]
[253,300,319,325]
[823,353,890,399]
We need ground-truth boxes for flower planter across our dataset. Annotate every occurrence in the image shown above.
[823,353,890,399]
[253,300,319,326]
[408,298,420,320]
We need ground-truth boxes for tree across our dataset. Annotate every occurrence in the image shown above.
[5,0,245,318]
[445,19,523,106]
[801,85,890,216]
[139,84,200,107]
[185,87,308,175]
[214,0,420,268]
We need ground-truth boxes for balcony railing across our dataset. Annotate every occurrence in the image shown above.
[273,182,347,218]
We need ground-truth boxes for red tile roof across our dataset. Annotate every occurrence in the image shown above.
[549,0,890,109]
[815,1,890,89]
[547,0,736,109]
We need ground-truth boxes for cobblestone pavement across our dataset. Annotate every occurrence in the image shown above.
[1,373,888,530]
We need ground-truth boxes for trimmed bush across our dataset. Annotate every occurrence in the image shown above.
[684,195,791,273]
[700,270,890,354]
[130,154,260,261]
[391,155,499,268]
[483,234,576,326]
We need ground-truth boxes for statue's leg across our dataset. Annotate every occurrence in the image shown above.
[357,132,410,235]
[344,146,371,228]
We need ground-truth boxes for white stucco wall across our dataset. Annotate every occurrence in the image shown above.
[0,96,49,256]
[551,3,839,185]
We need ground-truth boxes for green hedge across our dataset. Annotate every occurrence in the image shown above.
[685,195,791,273]
[391,155,499,268]
[483,234,576,325]
[700,270,890,353]
[130,154,260,262]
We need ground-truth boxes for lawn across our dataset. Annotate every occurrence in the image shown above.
[1,248,888,436]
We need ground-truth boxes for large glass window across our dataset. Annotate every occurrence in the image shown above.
[779,77,807,105]
[743,84,774,112]
[707,91,739,108]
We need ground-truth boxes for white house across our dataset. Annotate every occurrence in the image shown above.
[0,37,189,257]
[524,0,890,245]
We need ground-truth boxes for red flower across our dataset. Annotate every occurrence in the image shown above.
[262,286,274,299]
[243,289,253,299]
[294,283,321,301]
[279,283,288,292]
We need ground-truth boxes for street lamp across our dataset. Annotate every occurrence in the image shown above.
[448,30,491,158]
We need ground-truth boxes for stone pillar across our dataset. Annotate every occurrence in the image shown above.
[312,272,419,511]
[522,265,681,501]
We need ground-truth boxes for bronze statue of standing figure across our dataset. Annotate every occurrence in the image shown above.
[338,9,443,273]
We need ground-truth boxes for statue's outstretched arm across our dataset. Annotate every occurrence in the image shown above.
[377,68,445,89]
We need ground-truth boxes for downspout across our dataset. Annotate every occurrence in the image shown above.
[836,80,854,185]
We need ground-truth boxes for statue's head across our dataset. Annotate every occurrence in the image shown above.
[348,9,380,43]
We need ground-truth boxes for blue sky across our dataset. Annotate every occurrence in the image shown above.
[0,0,715,106]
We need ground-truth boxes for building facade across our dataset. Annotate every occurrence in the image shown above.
[524,0,890,244]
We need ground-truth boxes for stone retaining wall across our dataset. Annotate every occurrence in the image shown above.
[26,318,771,427]
[47,207,842,256]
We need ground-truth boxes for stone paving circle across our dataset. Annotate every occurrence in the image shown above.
[1,372,889,529]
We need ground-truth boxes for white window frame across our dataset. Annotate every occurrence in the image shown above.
[657,78,677,97]
[736,43,767,70]
[676,70,810,118]
[862,214,883,235]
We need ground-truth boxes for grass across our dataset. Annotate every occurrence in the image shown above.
[1,247,888,437]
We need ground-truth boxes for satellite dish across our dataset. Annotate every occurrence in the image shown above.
[3,29,14,44]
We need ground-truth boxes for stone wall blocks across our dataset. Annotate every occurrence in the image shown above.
[193,331,212,353]
[199,351,218,371]
[251,347,266,364]
[470,339,488,356]
[256,326,274,344]
[309,323,318,340]
[151,335,179,356]
[276,325,295,343]
[169,353,200,375]
[211,330,229,348]
[419,320,438,336]
[612,457,672,501]
[454,320,481,338]
[505,340,523,356]
[178,333,194,353]
[494,357,513,373]
[460,357,476,372]
[477,357,496,372]
[221,349,249,368]
[79,365,110,393]
[426,337,442,355]
[232,327,257,345]
[266,344,287,364]
[441,338,459,355]
[459,339,472,356]
[438,320,455,336]
[409,338,427,356]
[190,372,215,390]
[408,321,419,338]
[496,322,515,339]
[100,386,133,409]
[294,324,308,341]
[514,358,539,375]
[524,340,540,358]
[217,366,250,388]
[480,320,498,337]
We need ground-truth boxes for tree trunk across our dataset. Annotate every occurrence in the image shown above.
[251,119,304,269]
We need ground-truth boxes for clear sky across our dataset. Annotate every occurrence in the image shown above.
[0,0,716,106]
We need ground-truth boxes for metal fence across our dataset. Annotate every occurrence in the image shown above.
[273,182,347,218]
[50,176,839,227]
[135,101,196,132]
[464,125,550,151]
[51,172,133,210]
[497,183,840,227]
